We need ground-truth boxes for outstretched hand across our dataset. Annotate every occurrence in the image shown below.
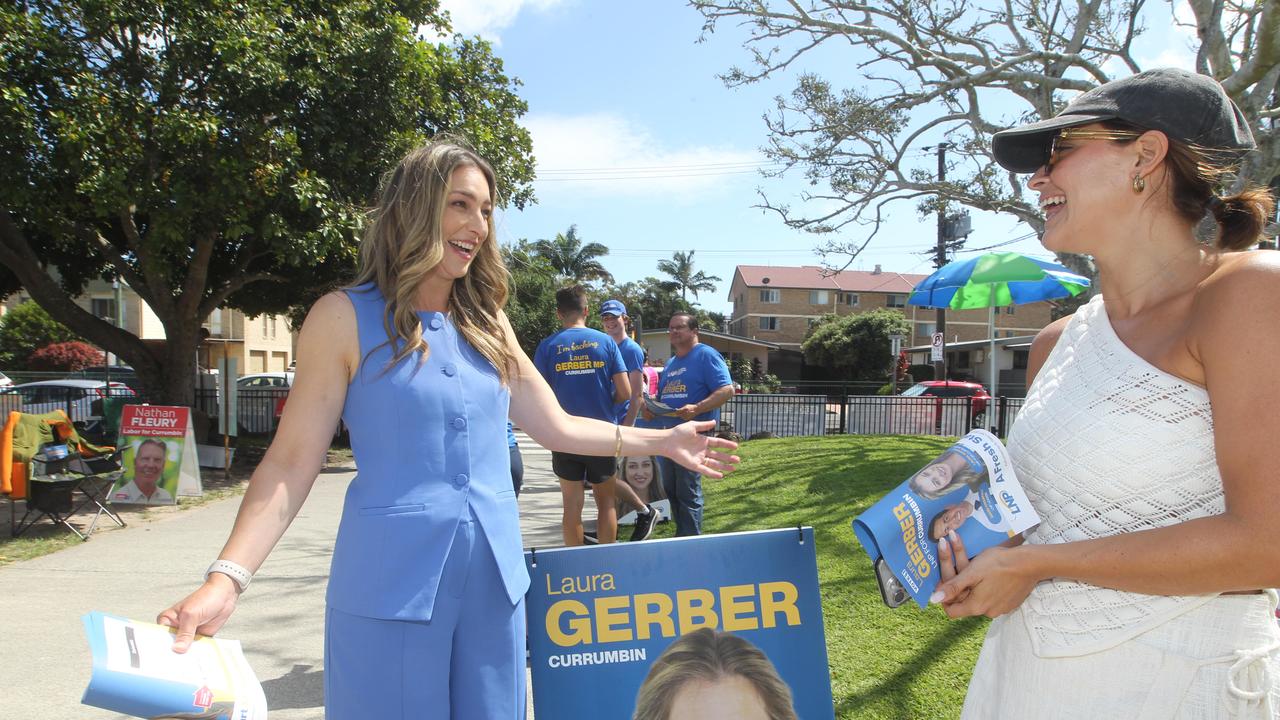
[157,576,240,653]
[662,421,740,478]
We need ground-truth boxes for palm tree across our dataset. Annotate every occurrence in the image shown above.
[531,225,613,284]
[656,250,722,302]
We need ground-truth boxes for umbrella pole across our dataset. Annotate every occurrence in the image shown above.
[989,286,997,400]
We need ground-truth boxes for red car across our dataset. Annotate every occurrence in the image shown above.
[901,380,991,424]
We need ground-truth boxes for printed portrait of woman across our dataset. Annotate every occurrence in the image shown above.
[633,628,797,720]
[905,447,989,501]
[618,455,665,510]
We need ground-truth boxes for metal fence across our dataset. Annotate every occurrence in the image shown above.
[721,392,1026,439]
[0,383,290,440]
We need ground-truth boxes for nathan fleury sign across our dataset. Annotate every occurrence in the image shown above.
[524,528,835,719]
[110,405,203,505]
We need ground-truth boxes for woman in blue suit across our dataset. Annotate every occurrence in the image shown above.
[157,139,740,719]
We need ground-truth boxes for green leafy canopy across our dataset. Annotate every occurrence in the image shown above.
[1,0,535,401]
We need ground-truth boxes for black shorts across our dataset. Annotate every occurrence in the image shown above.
[551,452,617,485]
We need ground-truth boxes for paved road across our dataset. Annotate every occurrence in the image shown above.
[0,431,561,719]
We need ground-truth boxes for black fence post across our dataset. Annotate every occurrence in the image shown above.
[997,396,1009,438]
[838,383,848,435]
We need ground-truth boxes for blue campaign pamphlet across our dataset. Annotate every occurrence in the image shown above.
[525,528,835,719]
[851,430,1040,608]
[81,611,266,719]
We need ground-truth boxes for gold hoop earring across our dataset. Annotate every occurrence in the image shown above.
[1132,174,1146,193]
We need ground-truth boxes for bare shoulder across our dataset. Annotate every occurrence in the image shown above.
[1026,313,1076,386]
[1192,250,1280,345]
[1198,250,1280,308]
[297,291,359,379]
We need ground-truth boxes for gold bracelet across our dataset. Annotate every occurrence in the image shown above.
[614,423,623,463]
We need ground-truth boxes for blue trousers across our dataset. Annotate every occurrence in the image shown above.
[324,513,526,719]
[656,456,703,536]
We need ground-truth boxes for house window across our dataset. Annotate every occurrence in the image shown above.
[954,350,971,369]
[885,294,906,308]
[1013,350,1029,370]
[758,316,779,331]
[840,292,859,306]
[91,298,117,321]
[759,289,780,303]
[1005,305,1015,315]
[809,290,829,305]
[918,322,936,339]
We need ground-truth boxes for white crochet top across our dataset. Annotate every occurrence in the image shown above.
[1007,294,1223,658]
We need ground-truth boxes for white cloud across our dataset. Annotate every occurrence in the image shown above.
[523,113,767,202]
[439,0,565,41]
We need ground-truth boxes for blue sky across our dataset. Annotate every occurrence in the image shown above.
[442,1,1196,317]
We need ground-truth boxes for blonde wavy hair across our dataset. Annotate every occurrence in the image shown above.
[350,140,515,383]
[633,628,798,720]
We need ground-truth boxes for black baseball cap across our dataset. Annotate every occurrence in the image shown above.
[992,68,1254,173]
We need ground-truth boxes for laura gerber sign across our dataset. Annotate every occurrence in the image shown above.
[109,405,203,505]
[524,528,835,719]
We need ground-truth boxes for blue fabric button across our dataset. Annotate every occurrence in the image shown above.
[428,316,443,331]
[452,473,468,487]
[452,417,466,430]
[442,363,456,377]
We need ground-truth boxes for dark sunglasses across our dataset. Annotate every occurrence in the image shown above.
[1043,129,1142,171]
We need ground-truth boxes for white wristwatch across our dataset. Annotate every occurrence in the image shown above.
[205,559,252,593]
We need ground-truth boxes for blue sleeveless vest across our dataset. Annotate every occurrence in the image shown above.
[325,284,529,620]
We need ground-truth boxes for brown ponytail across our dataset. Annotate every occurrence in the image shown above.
[1210,187,1276,251]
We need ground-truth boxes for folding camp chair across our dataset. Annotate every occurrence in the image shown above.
[2,410,127,540]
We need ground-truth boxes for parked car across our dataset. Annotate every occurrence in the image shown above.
[900,380,991,425]
[0,379,136,427]
[237,372,294,433]
[0,371,12,388]
[69,365,139,390]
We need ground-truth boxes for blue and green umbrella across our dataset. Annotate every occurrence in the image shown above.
[908,252,1090,394]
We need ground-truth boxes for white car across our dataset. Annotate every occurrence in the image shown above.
[237,372,294,433]
[0,371,12,388]
[1,379,136,424]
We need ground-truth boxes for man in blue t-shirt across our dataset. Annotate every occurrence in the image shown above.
[534,286,630,545]
[600,298,660,543]
[639,312,734,536]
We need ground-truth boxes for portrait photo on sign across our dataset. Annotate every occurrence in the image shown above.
[110,438,179,505]
[633,628,799,720]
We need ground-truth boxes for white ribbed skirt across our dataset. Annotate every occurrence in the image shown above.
[962,591,1280,719]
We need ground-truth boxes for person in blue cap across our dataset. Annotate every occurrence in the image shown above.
[157,139,740,720]
[598,298,661,542]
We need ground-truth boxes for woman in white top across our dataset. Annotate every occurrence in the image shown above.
[933,68,1280,718]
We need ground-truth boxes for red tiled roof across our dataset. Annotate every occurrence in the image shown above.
[733,265,928,294]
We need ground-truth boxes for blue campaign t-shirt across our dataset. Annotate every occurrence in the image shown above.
[641,343,732,430]
[534,326,626,422]
[613,336,645,424]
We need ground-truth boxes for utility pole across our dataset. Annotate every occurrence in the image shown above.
[933,143,951,383]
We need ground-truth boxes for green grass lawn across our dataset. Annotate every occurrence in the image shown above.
[648,434,988,720]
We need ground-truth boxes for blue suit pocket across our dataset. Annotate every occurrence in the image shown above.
[358,503,427,517]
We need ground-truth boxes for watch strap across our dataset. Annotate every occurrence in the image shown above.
[205,559,252,593]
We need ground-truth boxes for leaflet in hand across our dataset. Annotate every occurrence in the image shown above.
[851,430,1040,608]
[643,395,679,417]
[81,611,267,720]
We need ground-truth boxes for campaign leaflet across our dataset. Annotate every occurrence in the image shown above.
[81,611,266,719]
[851,430,1040,608]
[525,528,835,719]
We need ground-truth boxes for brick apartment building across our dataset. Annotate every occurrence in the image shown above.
[727,264,1055,350]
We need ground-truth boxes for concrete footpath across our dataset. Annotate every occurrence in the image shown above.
[0,431,562,719]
